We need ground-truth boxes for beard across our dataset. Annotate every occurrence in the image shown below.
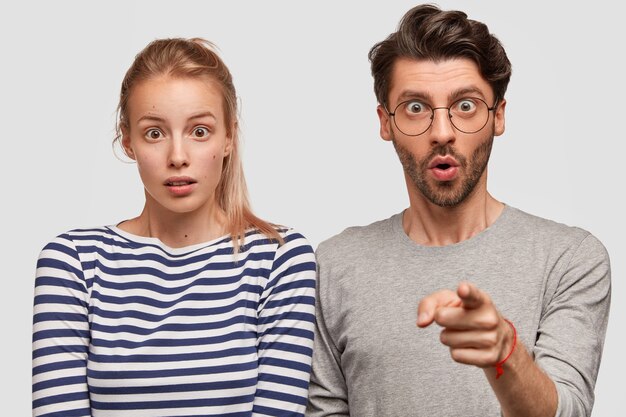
[393,135,494,208]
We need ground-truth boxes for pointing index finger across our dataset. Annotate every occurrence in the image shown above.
[417,289,461,328]
[457,282,488,310]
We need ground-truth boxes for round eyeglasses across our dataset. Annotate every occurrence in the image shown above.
[386,97,498,136]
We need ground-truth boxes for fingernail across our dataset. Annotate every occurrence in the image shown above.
[418,313,427,324]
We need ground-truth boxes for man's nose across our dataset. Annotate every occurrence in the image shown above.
[429,107,456,146]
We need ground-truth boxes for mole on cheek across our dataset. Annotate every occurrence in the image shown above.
[213,155,216,159]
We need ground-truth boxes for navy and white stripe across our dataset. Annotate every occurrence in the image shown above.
[33,226,316,417]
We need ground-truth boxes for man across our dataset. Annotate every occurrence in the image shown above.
[306,5,611,417]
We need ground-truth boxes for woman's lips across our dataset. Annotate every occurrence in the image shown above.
[164,177,197,196]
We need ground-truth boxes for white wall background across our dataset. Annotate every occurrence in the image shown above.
[2,1,623,415]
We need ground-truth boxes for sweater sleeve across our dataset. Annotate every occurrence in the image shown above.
[534,233,611,417]
[32,234,92,417]
[305,246,350,417]
[252,229,317,416]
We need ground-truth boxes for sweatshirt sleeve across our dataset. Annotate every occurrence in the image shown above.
[306,246,350,417]
[32,234,92,417]
[534,233,611,417]
[252,229,317,416]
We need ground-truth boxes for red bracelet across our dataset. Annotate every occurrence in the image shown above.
[495,319,517,379]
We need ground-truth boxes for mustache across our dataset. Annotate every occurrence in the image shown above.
[420,145,468,170]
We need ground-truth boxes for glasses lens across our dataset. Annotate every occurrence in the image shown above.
[449,98,490,133]
[393,100,433,136]
[391,97,492,136]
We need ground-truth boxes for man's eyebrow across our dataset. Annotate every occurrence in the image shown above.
[395,90,433,104]
[448,87,486,101]
[394,87,489,106]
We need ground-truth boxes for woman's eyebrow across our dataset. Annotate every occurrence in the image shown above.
[136,114,166,124]
[188,111,217,121]
[135,111,217,124]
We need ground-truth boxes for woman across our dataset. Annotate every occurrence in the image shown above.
[32,38,316,417]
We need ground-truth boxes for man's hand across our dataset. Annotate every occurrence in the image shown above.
[417,282,514,368]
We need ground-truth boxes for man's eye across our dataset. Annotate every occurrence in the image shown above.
[455,100,476,113]
[405,101,426,114]
[146,129,162,140]
[193,127,210,138]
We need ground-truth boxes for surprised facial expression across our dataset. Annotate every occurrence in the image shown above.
[122,75,233,215]
[378,58,506,207]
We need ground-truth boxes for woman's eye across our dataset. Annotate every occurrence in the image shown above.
[192,127,210,138]
[405,101,426,114]
[146,129,162,140]
[455,99,476,113]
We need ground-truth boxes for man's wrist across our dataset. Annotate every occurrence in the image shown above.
[495,319,517,379]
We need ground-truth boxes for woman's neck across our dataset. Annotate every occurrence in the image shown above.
[118,198,228,248]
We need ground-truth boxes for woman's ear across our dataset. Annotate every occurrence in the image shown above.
[121,126,135,160]
[224,122,236,157]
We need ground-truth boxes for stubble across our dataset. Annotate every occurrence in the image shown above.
[393,136,494,207]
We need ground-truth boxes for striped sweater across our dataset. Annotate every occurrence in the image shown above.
[32,226,316,417]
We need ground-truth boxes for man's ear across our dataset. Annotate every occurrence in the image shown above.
[494,98,506,137]
[377,104,393,142]
[121,126,135,160]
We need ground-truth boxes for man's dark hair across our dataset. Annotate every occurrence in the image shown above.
[369,4,512,107]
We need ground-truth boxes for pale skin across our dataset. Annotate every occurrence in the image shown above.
[378,58,558,417]
[120,75,233,248]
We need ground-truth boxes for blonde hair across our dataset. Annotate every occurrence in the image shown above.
[114,38,282,251]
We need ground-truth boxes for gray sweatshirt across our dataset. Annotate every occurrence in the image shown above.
[306,205,611,417]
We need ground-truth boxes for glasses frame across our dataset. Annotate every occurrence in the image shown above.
[386,97,499,136]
